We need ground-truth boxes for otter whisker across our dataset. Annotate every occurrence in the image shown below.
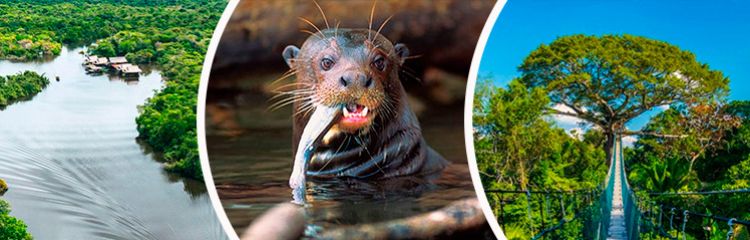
[400,67,422,83]
[272,81,313,88]
[296,106,316,118]
[270,89,313,97]
[355,135,386,175]
[403,54,423,60]
[334,20,341,39]
[269,70,299,86]
[317,135,351,173]
[292,95,319,115]
[354,136,372,159]
[375,14,393,39]
[269,91,315,102]
[312,0,330,30]
[300,29,324,40]
[293,104,314,117]
[269,89,314,100]
[294,98,319,117]
[268,98,306,112]
[299,17,325,37]
[286,56,312,61]
[271,83,314,93]
[368,1,377,42]
[268,93,314,111]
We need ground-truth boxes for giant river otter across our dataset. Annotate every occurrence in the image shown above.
[280,21,447,199]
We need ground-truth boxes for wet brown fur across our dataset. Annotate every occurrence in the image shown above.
[280,3,447,180]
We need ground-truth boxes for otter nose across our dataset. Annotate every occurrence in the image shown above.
[339,73,374,89]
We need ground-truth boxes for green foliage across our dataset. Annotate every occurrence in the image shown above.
[0,214,32,240]
[0,0,224,60]
[0,185,32,240]
[0,71,50,108]
[0,199,9,215]
[0,0,223,179]
[519,34,730,161]
[628,100,750,239]
[473,78,607,237]
[0,32,61,60]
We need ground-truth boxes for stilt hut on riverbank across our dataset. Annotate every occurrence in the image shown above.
[84,64,103,73]
[108,57,127,65]
[113,63,142,77]
[82,55,141,78]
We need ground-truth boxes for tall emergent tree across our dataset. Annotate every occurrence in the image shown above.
[519,34,729,161]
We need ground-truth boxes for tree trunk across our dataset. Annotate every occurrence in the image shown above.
[604,131,616,166]
[688,153,700,174]
[519,160,527,191]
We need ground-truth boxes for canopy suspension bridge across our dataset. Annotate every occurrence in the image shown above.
[486,136,750,240]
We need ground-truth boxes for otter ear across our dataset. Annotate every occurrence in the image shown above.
[394,43,409,65]
[282,45,300,68]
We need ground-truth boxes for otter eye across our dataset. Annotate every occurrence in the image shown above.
[372,55,386,71]
[320,57,335,71]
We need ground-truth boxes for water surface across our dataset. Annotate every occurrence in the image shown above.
[205,73,476,236]
[0,47,226,239]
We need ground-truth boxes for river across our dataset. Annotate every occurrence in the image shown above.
[205,71,478,236]
[0,46,226,239]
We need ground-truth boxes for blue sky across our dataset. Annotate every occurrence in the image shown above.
[479,0,750,135]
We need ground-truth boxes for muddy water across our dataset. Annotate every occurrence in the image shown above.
[205,73,476,236]
[0,47,226,239]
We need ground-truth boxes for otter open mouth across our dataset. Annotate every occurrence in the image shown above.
[340,103,372,130]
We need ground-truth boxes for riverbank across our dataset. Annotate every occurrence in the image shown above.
[0,71,49,108]
[1,0,225,180]
[0,46,226,239]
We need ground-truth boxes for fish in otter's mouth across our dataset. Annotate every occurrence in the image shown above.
[275,12,448,202]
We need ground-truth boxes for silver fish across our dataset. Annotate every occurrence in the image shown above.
[289,104,340,204]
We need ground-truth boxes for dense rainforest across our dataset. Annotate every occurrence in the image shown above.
[0,0,225,179]
[473,79,608,239]
[0,71,50,108]
[476,34,747,239]
[626,101,750,239]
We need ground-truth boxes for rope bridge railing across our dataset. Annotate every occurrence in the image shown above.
[619,137,640,240]
[482,135,748,239]
[485,188,604,239]
[638,204,750,239]
[634,189,750,239]
[648,188,750,196]
[615,133,750,240]
[483,135,620,239]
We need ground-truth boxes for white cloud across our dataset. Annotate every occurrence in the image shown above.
[549,103,589,129]
[567,127,584,140]
[622,135,638,148]
[552,103,585,125]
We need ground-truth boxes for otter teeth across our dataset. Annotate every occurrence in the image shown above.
[343,105,368,117]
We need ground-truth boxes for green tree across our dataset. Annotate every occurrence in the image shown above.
[473,79,607,237]
[0,214,32,240]
[0,71,50,107]
[0,196,32,240]
[474,79,553,190]
[519,34,729,162]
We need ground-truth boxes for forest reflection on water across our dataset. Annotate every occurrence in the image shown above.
[0,46,226,239]
[205,71,476,236]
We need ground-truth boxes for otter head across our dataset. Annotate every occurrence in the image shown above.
[283,28,409,135]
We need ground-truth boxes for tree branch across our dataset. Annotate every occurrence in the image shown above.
[622,130,708,141]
